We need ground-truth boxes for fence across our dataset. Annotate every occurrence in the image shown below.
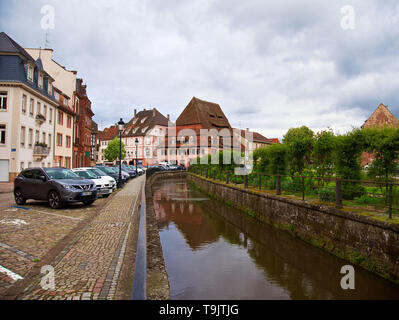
[188,167,399,219]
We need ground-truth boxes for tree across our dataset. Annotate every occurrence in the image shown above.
[334,129,364,180]
[283,126,314,174]
[363,127,399,187]
[104,137,126,162]
[253,144,288,175]
[312,129,336,181]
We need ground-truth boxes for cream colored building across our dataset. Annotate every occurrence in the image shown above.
[26,48,77,168]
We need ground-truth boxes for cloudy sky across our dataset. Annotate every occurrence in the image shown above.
[1,0,399,140]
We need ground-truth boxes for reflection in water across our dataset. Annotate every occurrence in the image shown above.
[153,178,399,300]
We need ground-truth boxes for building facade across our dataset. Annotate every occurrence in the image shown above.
[121,108,170,166]
[0,32,59,181]
[26,48,78,169]
[73,79,95,168]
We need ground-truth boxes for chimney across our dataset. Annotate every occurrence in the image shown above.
[167,114,170,121]
[143,108,146,111]
[134,109,137,117]
[153,108,156,117]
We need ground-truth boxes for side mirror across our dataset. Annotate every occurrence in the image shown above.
[40,175,47,182]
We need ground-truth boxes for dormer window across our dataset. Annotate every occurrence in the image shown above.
[27,64,33,82]
[38,73,43,89]
[141,117,147,123]
[48,82,52,95]
[142,126,148,133]
[133,118,138,124]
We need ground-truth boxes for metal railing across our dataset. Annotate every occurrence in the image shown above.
[189,167,399,219]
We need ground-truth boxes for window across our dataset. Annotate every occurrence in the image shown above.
[20,162,24,171]
[0,92,7,110]
[49,108,53,123]
[43,105,47,119]
[20,126,25,147]
[27,65,33,81]
[29,99,34,115]
[48,82,52,95]
[42,132,46,144]
[37,102,41,115]
[66,135,71,148]
[58,111,63,125]
[67,115,72,128]
[28,129,33,147]
[48,134,51,149]
[145,136,151,145]
[57,133,62,146]
[35,130,39,144]
[141,117,147,123]
[38,74,43,89]
[21,95,27,113]
[0,125,6,144]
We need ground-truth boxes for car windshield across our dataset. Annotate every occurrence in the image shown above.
[43,168,80,180]
[97,166,113,174]
[89,168,106,176]
[74,170,99,179]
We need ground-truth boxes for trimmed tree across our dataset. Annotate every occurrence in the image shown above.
[104,137,126,162]
[283,126,314,175]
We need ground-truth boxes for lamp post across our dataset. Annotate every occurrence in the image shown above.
[135,137,139,175]
[117,118,125,188]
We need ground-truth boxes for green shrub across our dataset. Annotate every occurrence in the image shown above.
[342,184,366,200]
[319,187,336,202]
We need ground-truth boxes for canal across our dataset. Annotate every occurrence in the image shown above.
[152,177,399,300]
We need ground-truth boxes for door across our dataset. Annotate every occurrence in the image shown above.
[0,160,9,182]
[29,169,48,200]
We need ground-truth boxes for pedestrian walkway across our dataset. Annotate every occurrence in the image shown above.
[20,175,145,300]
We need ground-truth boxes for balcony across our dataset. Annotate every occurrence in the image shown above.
[35,113,46,125]
[33,144,50,161]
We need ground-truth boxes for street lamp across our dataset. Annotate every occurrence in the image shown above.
[117,118,125,188]
[135,137,139,175]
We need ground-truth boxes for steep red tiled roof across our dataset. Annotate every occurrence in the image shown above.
[268,138,280,144]
[100,125,119,141]
[238,129,271,144]
[361,103,399,129]
[176,97,231,130]
[122,108,169,137]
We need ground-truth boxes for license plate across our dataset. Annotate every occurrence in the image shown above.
[81,191,92,196]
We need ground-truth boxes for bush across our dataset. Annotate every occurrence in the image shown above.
[319,187,336,202]
[342,184,366,200]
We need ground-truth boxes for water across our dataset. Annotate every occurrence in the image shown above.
[152,177,399,300]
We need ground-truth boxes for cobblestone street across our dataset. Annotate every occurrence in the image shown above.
[0,176,144,300]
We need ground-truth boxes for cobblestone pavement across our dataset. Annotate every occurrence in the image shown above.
[16,175,144,300]
[0,196,107,297]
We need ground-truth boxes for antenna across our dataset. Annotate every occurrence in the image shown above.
[44,33,51,49]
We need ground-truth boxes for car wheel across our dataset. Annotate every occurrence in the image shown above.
[14,189,26,205]
[103,194,110,198]
[82,200,95,205]
[48,190,62,209]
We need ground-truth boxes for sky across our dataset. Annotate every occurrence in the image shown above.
[1,0,399,140]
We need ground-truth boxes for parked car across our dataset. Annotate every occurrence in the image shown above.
[72,168,114,197]
[78,167,116,191]
[128,165,144,175]
[95,165,125,183]
[14,167,98,209]
[121,164,138,178]
[109,166,131,182]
